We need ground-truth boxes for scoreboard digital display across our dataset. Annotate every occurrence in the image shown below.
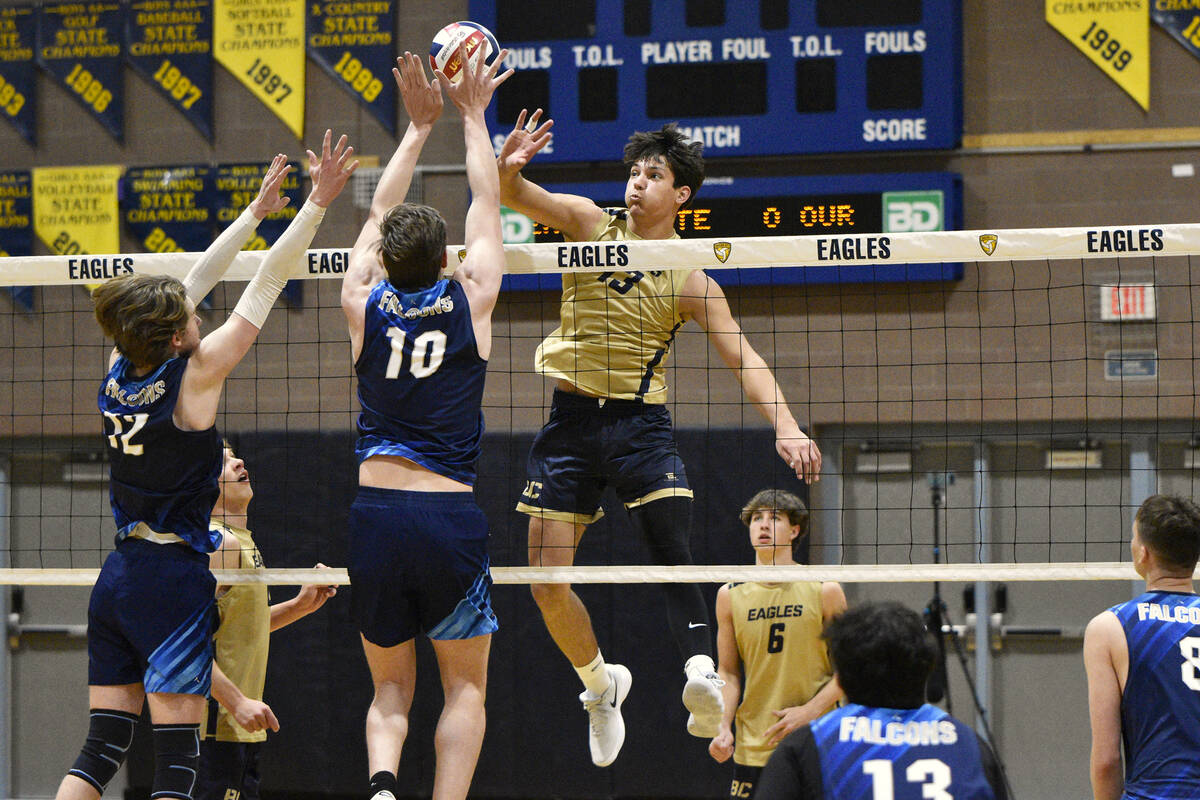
[501,171,963,290]
[472,0,962,161]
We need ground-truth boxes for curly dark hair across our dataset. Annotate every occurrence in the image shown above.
[622,123,705,205]
[378,203,447,291]
[1136,493,1200,572]
[825,602,936,709]
[92,273,190,367]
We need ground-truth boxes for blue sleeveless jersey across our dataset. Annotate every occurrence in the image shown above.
[98,356,222,553]
[1111,590,1200,799]
[355,279,486,485]
[808,703,995,799]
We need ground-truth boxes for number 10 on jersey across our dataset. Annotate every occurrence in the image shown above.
[385,327,446,379]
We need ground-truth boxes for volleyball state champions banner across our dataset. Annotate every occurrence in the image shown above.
[214,0,304,139]
[37,1,125,140]
[0,171,33,310]
[1046,0,1150,110]
[215,162,304,304]
[0,6,36,146]
[32,166,122,289]
[1152,0,1200,61]
[126,0,214,139]
[307,0,395,134]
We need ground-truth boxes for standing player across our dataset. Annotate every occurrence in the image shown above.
[496,112,822,765]
[708,489,845,799]
[755,602,1006,800]
[202,441,337,800]
[340,49,510,800]
[1084,493,1200,800]
[57,134,356,800]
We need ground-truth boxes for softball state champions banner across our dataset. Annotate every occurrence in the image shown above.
[0,6,36,146]
[1046,0,1150,110]
[36,1,125,140]
[127,0,214,139]
[214,0,305,139]
[1152,1,1200,61]
[306,0,395,134]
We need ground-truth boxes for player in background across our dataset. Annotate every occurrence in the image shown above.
[340,48,511,800]
[201,440,337,800]
[58,134,356,800]
[755,601,1005,800]
[708,489,845,799]
[1085,493,1200,800]
[496,111,822,766]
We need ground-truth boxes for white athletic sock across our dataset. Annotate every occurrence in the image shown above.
[685,654,717,678]
[576,652,612,697]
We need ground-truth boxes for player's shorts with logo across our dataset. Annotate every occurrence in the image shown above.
[87,537,217,695]
[349,487,498,646]
[517,389,692,524]
[196,734,261,800]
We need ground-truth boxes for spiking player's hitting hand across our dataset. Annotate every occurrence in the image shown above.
[497,108,553,178]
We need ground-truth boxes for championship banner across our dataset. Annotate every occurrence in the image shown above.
[36,1,125,140]
[1152,0,1200,61]
[122,166,213,255]
[0,171,33,311]
[214,0,305,139]
[1046,0,1150,110]
[215,162,304,304]
[32,166,122,289]
[307,0,395,134]
[0,6,37,146]
[126,0,214,139]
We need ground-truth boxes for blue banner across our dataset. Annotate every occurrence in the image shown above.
[0,171,33,311]
[36,0,124,141]
[307,0,395,134]
[0,5,36,146]
[215,162,304,306]
[1152,4,1200,61]
[122,165,214,254]
[126,0,214,139]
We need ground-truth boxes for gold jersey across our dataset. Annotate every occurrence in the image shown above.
[534,210,697,403]
[206,522,270,743]
[728,580,834,767]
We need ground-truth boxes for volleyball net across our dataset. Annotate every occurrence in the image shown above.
[2,222,1200,586]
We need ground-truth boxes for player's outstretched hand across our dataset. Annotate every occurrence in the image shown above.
[306,129,359,208]
[777,433,821,485]
[434,43,512,117]
[394,51,443,128]
[708,728,734,763]
[233,697,281,734]
[293,562,338,615]
[498,108,553,178]
[248,153,293,220]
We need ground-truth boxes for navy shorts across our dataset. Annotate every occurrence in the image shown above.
[516,389,692,524]
[87,538,217,695]
[196,732,260,800]
[731,764,763,799]
[348,487,498,647]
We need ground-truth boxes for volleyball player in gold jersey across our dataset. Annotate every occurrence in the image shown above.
[497,113,822,767]
[709,490,845,799]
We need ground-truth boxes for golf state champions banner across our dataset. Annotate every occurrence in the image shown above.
[1046,0,1150,110]
[36,1,125,140]
[0,171,34,310]
[1152,0,1200,60]
[126,0,214,139]
[307,0,395,134]
[0,6,36,146]
[122,166,214,254]
[32,166,122,287]
[214,0,305,139]
[215,162,304,304]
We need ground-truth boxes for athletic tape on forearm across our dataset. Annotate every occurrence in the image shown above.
[182,206,260,304]
[232,200,325,329]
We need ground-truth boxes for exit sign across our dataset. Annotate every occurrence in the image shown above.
[1100,284,1156,322]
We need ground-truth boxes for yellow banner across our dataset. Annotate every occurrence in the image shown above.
[213,0,305,138]
[1046,0,1150,110]
[33,166,122,288]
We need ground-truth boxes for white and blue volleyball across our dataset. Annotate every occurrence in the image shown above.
[429,21,500,83]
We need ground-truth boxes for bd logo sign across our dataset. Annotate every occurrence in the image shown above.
[501,206,535,243]
[883,191,944,233]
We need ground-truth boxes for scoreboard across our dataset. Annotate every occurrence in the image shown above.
[501,171,963,290]
[472,0,963,161]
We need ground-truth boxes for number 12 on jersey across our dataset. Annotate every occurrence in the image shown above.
[102,412,148,455]
[385,327,447,379]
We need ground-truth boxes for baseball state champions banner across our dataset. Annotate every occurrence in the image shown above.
[32,166,122,288]
[0,171,33,310]
[122,166,214,254]
[0,6,36,146]
[307,0,395,134]
[36,1,125,140]
[1046,0,1150,110]
[126,0,214,139]
[1152,0,1200,60]
[214,0,305,139]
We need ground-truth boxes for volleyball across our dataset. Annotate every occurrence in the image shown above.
[429,21,499,83]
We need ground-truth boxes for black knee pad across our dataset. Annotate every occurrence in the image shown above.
[68,708,140,792]
[151,724,201,800]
